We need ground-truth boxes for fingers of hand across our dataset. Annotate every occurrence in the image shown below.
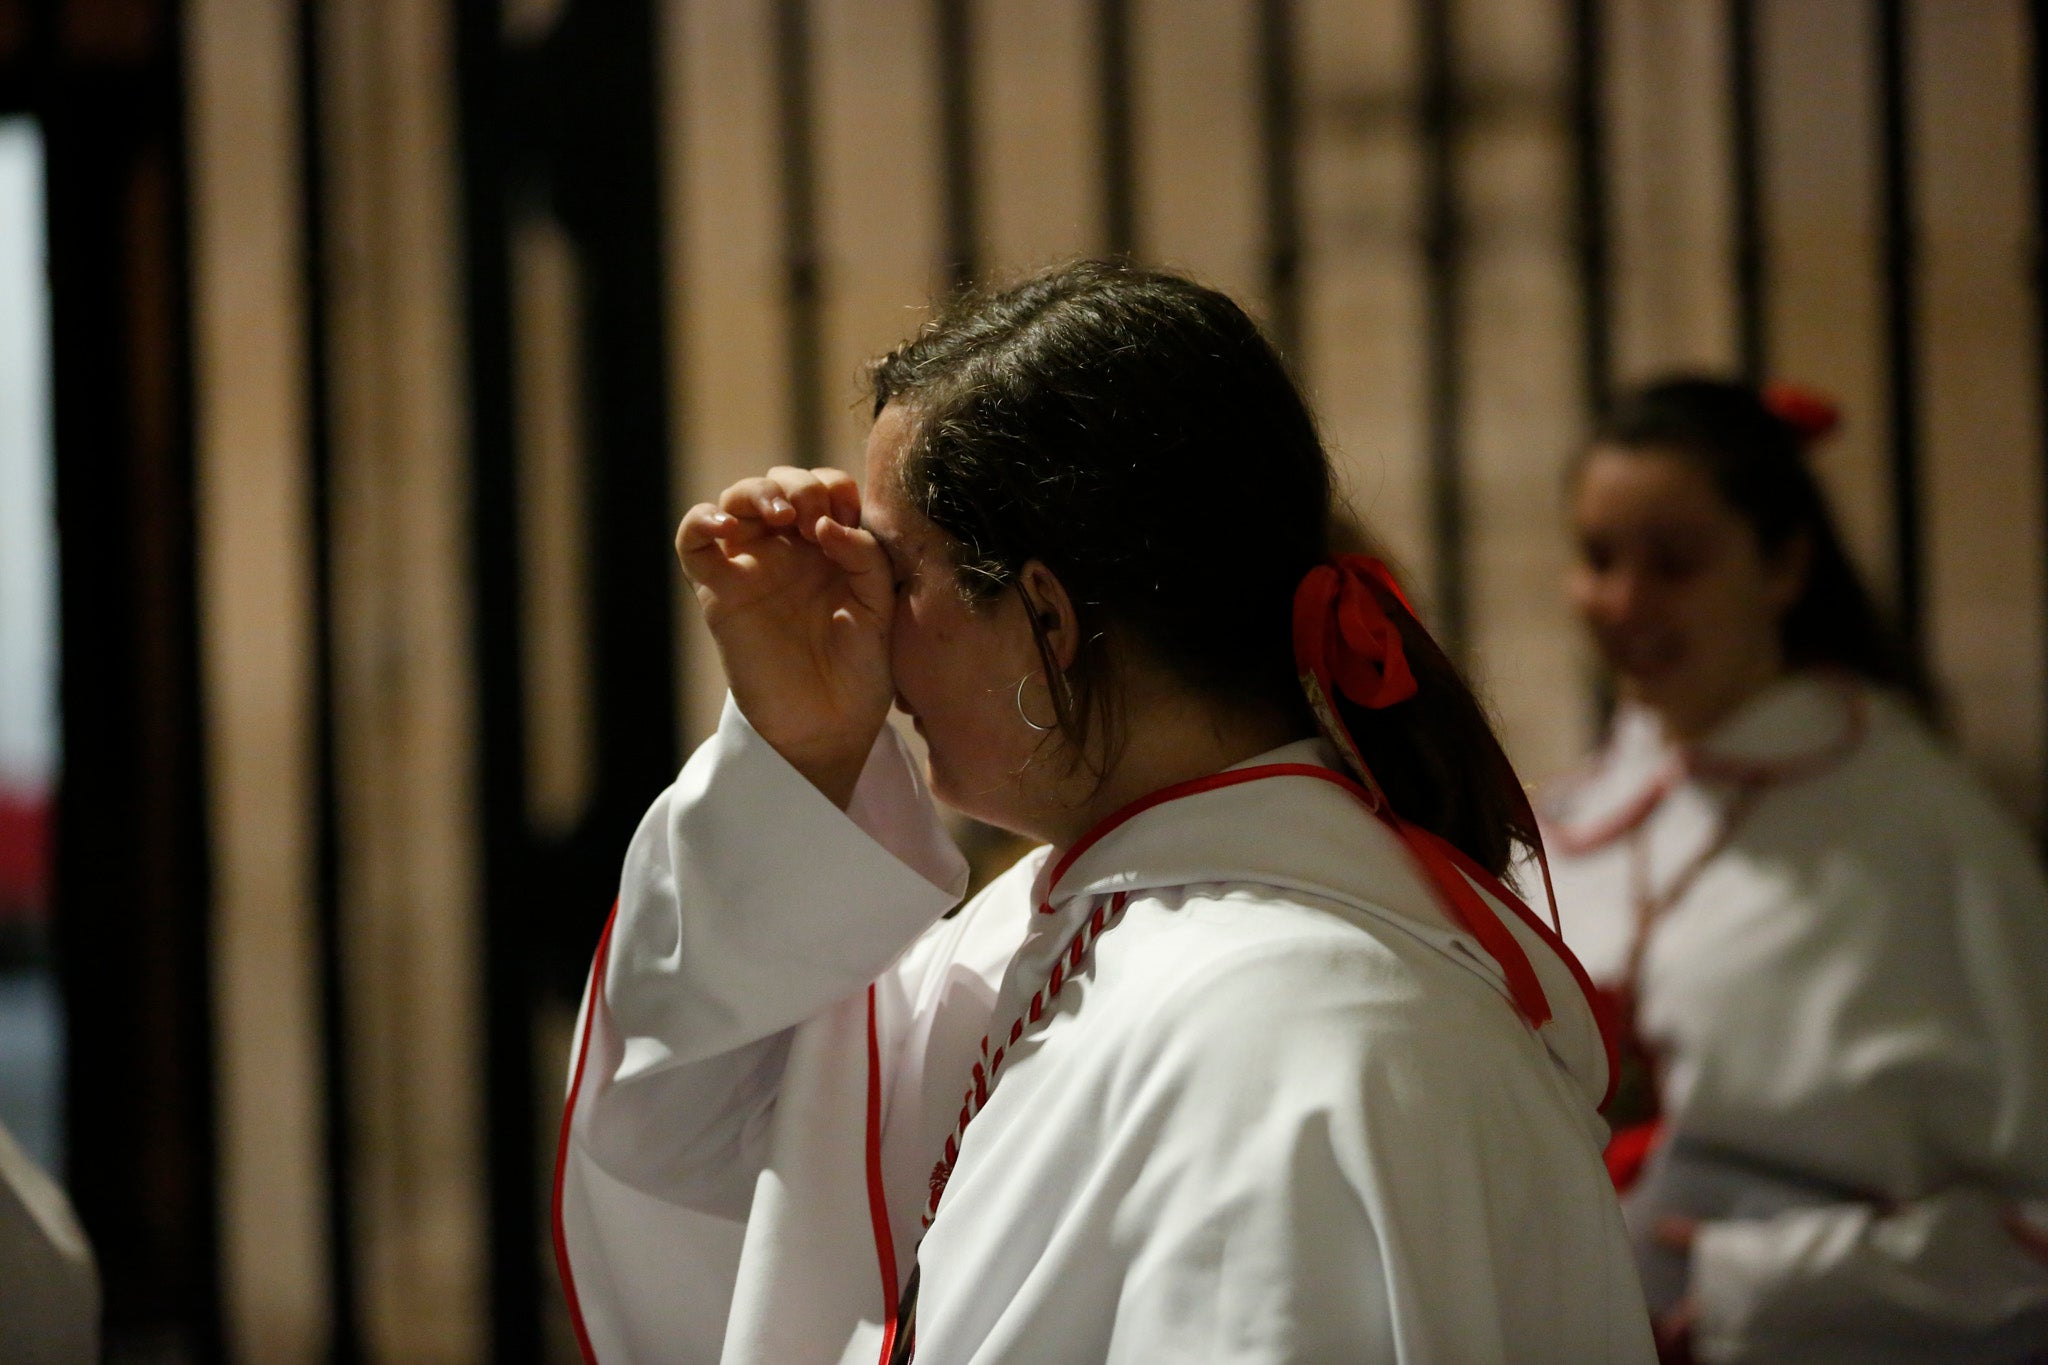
[817,520,896,619]
[765,466,862,541]
[821,469,863,529]
[677,503,744,561]
[719,476,796,528]
[682,468,864,589]
[815,517,885,573]
[703,468,862,538]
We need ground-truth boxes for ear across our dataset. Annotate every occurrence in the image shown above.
[1017,560,1082,671]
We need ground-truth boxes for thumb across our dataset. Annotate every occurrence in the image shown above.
[816,517,893,614]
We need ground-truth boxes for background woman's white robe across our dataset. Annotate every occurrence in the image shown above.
[1546,675,2048,1363]
[557,698,1654,1363]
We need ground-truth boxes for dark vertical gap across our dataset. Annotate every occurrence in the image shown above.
[293,1,360,1359]
[1570,0,1612,416]
[2030,0,2048,840]
[1095,0,1135,258]
[1729,0,1766,381]
[774,0,823,465]
[1419,0,1466,653]
[1256,0,1302,362]
[935,0,978,294]
[542,0,679,990]
[453,0,541,1359]
[45,0,223,1353]
[481,2,680,1350]
[1877,0,1925,660]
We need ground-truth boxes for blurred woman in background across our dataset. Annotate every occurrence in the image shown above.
[1545,376,2048,1362]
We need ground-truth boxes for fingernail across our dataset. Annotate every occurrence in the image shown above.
[770,498,793,517]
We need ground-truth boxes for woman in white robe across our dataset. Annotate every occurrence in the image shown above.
[1544,377,2048,1363]
[555,263,1654,1363]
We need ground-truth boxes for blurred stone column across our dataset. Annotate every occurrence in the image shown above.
[186,0,327,1356]
[319,0,487,1357]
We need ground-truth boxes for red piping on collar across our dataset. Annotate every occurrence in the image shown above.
[1038,761,1379,907]
[1040,761,1610,1095]
[1421,821,1621,1111]
[1548,681,1869,857]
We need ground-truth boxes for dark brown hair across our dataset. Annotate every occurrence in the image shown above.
[870,261,1535,875]
[1589,375,1933,710]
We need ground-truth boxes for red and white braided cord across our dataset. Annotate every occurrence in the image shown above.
[921,890,1131,1226]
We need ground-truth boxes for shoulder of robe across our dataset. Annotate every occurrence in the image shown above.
[1103,892,1513,1114]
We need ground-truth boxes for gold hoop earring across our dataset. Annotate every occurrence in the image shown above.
[1014,673,1056,733]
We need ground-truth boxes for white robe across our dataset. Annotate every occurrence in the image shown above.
[556,697,1654,1363]
[1544,674,2048,1363]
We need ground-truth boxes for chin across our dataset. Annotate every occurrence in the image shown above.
[922,760,981,816]
[926,761,1033,837]
[1614,661,1683,705]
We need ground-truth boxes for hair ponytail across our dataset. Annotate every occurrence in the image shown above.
[1337,598,1536,875]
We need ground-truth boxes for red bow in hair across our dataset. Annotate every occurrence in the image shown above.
[1290,555,1561,1032]
[1293,555,1418,712]
[1762,382,1842,446]
[1292,555,1415,809]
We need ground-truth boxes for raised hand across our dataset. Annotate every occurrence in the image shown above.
[677,465,894,808]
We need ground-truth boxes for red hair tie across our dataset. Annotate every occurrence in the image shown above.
[1762,381,1842,447]
[1292,555,1562,1032]
[1293,555,1416,804]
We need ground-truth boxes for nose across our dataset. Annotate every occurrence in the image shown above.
[1580,563,1650,630]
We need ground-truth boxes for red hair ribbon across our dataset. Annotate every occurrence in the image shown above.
[1292,555,1414,811]
[1762,382,1842,447]
[1293,555,1417,712]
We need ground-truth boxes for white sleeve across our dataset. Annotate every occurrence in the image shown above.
[1690,1192,2048,1362]
[570,696,968,1216]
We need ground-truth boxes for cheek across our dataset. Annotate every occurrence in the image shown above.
[1686,550,1760,619]
[1708,573,1784,652]
[889,591,1009,719]
[888,607,946,705]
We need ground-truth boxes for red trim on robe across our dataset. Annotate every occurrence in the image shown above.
[553,903,619,1365]
[865,984,903,1364]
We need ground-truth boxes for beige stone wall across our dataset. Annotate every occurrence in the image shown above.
[188,0,485,1358]
[318,0,486,1357]
[185,0,328,1356]
[1911,0,2044,813]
